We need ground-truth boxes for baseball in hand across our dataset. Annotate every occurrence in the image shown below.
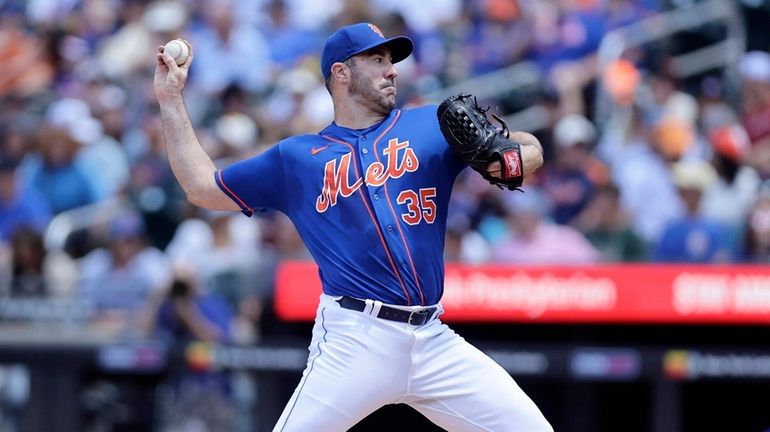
[163,39,189,66]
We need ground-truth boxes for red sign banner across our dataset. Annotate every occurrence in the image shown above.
[274,262,770,324]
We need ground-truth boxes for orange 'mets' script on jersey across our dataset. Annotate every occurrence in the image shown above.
[315,138,419,213]
[311,144,331,155]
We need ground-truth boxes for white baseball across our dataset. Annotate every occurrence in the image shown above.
[163,39,189,66]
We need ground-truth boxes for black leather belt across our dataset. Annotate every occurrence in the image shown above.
[336,296,438,326]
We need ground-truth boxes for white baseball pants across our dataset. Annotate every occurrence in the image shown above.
[273,294,553,432]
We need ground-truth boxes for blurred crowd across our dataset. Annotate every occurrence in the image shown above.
[0,0,768,331]
[1,0,770,429]
[0,0,769,332]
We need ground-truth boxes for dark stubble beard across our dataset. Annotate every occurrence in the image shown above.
[348,67,396,117]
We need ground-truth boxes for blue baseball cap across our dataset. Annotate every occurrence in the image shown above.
[321,23,413,80]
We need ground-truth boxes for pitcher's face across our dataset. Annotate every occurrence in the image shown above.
[347,47,399,116]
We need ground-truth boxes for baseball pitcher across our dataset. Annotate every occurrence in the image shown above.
[155,22,553,432]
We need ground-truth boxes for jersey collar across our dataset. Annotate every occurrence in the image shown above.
[320,109,400,142]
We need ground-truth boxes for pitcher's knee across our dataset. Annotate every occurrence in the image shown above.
[489,395,553,432]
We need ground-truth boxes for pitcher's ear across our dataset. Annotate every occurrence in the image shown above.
[331,62,350,83]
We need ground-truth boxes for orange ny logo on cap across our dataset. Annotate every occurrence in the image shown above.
[368,24,384,38]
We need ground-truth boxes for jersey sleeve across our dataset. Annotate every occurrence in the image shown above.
[214,143,289,216]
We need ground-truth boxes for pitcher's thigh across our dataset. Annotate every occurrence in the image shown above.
[274,307,407,432]
[408,340,552,432]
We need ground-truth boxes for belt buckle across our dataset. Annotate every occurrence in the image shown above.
[407,308,431,326]
[407,310,420,326]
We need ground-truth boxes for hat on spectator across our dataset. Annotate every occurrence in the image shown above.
[662,92,699,125]
[739,51,770,84]
[603,59,639,105]
[709,123,751,162]
[44,98,103,145]
[215,113,258,150]
[671,160,717,192]
[553,114,597,148]
[143,0,188,33]
[321,23,413,80]
[485,0,521,21]
[653,118,694,160]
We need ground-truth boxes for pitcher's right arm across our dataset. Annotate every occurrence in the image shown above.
[153,40,239,211]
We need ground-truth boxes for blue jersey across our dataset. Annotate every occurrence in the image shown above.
[215,105,466,306]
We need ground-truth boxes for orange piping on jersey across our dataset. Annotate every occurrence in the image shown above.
[216,170,252,212]
[322,134,412,305]
[371,111,426,306]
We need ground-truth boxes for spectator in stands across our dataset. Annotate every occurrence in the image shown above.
[541,114,602,225]
[0,0,761,284]
[575,182,647,262]
[14,228,79,300]
[24,126,95,215]
[188,0,272,95]
[166,210,261,291]
[148,268,238,432]
[125,114,188,250]
[700,123,762,244]
[491,188,600,264]
[464,0,531,75]
[610,114,689,244]
[444,210,491,264]
[698,75,739,137]
[653,160,737,263]
[0,110,37,167]
[258,66,332,145]
[597,67,698,245]
[0,156,50,243]
[642,73,700,128]
[77,212,172,332]
[261,0,323,70]
[743,180,770,262]
[95,1,161,80]
[4,227,47,298]
[527,0,604,72]
[165,209,262,342]
[528,0,607,116]
[0,4,54,96]
[368,0,459,35]
[737,51,770,182]
[149,268,234,344]
[44,98,130,202]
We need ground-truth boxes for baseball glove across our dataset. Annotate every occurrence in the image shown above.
[437,94,524,191]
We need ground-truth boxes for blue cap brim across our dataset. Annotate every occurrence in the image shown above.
[349,35,413,65]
